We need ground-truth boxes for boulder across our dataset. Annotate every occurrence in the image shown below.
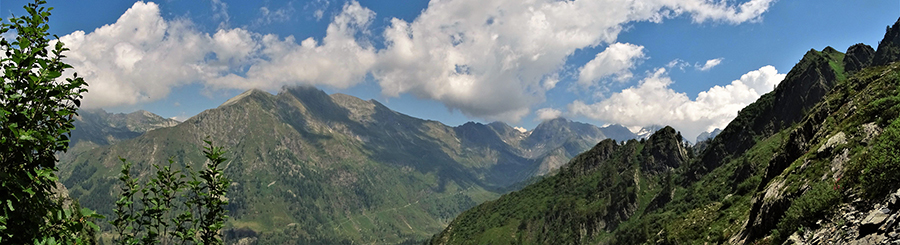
[860,208,891,236]
[817,132,847,154]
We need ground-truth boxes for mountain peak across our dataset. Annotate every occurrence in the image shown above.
[873,17,900,66]
[843,43,875,74]
[69,109,178,147]
[219,88,271,108]
[643,125,687,172]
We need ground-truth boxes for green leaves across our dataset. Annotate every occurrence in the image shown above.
[113,140,230,245]
[0,0,94,243]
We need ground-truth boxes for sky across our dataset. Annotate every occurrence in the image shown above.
[1,0,898,140]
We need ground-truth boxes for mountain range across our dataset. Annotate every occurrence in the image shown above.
[59,16,900,245]
[429,17,900,245]
[60,86,645,243]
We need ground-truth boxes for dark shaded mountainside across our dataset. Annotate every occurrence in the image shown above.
[431,18,900,245]
[59,85,636,243]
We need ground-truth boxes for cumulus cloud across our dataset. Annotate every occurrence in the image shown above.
[697,58,723,71]
[212,1,376,90]
[535,108,563,121]
[568,65,785,140]
[60,2,226,108]
[61,0,775,122]
[60,1,374,108]
[373,0,775,122]
[577,43,645,86]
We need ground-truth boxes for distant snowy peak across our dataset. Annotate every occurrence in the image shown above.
[635,125,664,140]
[696,128,723,143]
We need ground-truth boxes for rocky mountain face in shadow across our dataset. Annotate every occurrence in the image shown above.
[873,17,900,67]
[843,43,875,74]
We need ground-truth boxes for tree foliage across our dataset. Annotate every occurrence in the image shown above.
[0,0,103,244]
[112,140,231,245]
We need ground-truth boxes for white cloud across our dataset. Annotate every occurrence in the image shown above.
[256,3,295,25]
[666,59,690,71]
[577,42,645,86]
[210,0,230,27]
[60,0,775,122]
[697,58,723,71]
[535,108,563,121]
[212,1,376,90]
[60,2,221,108]
[304,0,331,21]
[542,74,560,90]
[568,65,785,140]
[60,1,374,108]
[373,0,775,122]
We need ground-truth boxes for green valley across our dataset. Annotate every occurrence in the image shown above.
[58,86,638,244]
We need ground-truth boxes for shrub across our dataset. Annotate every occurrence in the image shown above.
[774,180,841,243]
[856,118,900,198]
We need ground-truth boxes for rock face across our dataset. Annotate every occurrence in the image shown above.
[844,43,875,74]
[786,189,900,245]
[873,17,900,67]
[688,47,842,182]
[642,127,688,173]
[740,103,830,241]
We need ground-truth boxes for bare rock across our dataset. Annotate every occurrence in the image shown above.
[829,148,849,181]
[861,122,883,145]
[860,207,892,237]
[817,132,847,154]
[843,43,875,74]
[850,233,885,245]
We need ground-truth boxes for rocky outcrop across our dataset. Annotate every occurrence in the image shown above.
[739,99,833,242]
[689,48,841,182]
[642,126,688,174]
[844,43,875,74]
[785,189,900,245]
[873,17,900,67]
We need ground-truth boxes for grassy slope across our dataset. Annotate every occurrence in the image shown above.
[59,86,620,244]
[60,89,504,244]
[429,46,900,244]
[431,127,686,244]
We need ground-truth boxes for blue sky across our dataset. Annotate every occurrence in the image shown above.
[1,0,897,139]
